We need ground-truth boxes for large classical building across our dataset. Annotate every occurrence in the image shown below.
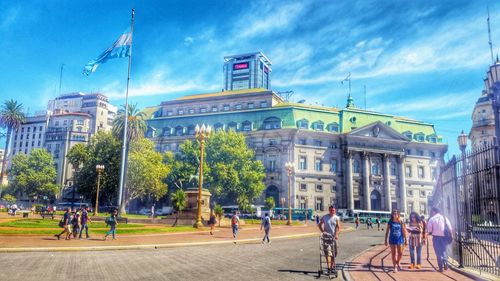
[145,86,447,215]
[8,92,116,201]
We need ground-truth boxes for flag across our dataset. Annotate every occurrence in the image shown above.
[341,72,350,84]
[83,28,132,75]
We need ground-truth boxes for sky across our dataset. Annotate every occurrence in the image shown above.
[0,0,499,157]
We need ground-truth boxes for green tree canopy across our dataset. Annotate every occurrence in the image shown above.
[0,99,25,184]
[171,188,187,226]
[66,143,89,172]
[2,194,16,204]
[9,149,57,199]
[127,138,170,204]
[112,103,147,143]
[265,197,276,211]
[213,204,224,227]
[74,131,121,207]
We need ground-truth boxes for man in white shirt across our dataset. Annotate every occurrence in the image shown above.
[318,205,341,272]
[427,207,452,272]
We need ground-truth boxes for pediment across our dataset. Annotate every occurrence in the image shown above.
[347,121,410,142]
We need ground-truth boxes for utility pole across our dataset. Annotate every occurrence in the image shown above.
[59,64,65,95]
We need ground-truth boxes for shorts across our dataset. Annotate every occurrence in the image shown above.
[322,237,338,257]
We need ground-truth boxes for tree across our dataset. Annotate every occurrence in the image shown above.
[112,103,147,143]
[213,204,224,227]
[74,132,121,208]
[66,143,89,172]
[171,188,187,226]
[126,138,170,209]
[9,149,58,199]
[265,197,276,214]
[2,194,16,205]
[0,99,25,187]
[237,195,252,214]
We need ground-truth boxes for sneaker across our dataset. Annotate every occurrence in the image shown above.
[443,263,449,270]
[86,237,91,240]
[103,236,107,241]
[416,264,422,269]
[393,266,398,273]
[408,264,414,270]
[55,234,60,240]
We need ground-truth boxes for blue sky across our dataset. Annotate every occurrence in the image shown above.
[0,0,499,157]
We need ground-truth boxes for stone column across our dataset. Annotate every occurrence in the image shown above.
[345,152,354,210]
[383,154,391,211]
[362,152,371,210]
[398,156,407,213]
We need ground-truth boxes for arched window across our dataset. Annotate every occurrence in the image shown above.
[162,127,171,136]
[175,126,184,136]
[297,119,309,129]
[228,121,237,131]
[263,117,281,130]
[214,123,224,132]
[312,121,324,131]
[146,127,156,138]
[426,134,437,143]
[242,121,252,131]
[353,160,360,173]
[414,132,425,142]
[327,123,339,132]
[372,161,380,175]
[403,131,412,140]
[187,125,196,135]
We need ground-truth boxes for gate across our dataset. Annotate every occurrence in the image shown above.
[433,141,500,276]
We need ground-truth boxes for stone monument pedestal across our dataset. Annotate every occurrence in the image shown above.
[181,188,212,223]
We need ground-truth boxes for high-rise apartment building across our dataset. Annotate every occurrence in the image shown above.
[223,52,272,91]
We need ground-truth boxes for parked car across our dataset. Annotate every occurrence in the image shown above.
[138,208,152,215]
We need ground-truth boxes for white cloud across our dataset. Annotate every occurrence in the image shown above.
[183,36,194,46]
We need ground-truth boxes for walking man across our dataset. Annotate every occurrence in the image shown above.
[376,216,381,231]
[318,205,341,272]
[261,212,271,244]
[55,208,72,240]
[355,216,360,229]
[79,206,91,240]
[427,207,452,272]
[104,209,118,240]
[231,211,240,243]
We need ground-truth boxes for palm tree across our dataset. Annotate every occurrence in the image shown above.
[0,99,25,187]
[214,204,224,227]
[171,189,187,227]
[112,103,147,143]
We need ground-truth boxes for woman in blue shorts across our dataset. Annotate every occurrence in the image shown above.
[384,210,407,273]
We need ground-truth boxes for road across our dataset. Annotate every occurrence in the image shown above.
[0,225,385,281]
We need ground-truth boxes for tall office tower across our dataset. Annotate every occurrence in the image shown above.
[223,52,272,91]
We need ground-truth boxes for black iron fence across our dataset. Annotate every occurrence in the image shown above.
[433,141,500,276]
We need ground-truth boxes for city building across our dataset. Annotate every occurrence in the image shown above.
[9,92,116,202]
[469,58,500,149]
[145,87,447,216]
[223,52,272,91]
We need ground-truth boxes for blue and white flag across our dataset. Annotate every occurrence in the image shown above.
[83,28,132,75]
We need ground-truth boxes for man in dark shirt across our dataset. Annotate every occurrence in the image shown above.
[55,208,72,240]
[79,206,92,240]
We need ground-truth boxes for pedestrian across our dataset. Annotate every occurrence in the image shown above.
[231,211,240,242]
[407,212,424,270]
[261,212,271,244]
[355,216,360,229]
[376,216,381,231]
[208,210,216,235]
[384,210,407,273]
[427,207,452,272]
[367,217,373,229]
[71,209,81,239]
[53,205,57,213]
[55,208,72,240]
[79,206,92,240]
[315,215,320,225]
[318,205,341,272]
[104,209,118,240]
[151,204,155,219]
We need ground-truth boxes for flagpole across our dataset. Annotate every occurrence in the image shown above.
[118,8,135,213]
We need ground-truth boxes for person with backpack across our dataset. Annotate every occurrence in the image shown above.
[79,206,92,240]
[385,210,407,273]
[55,208,72,240]
[71,209,81,239]
[261,213,272,244]
[427,207,452,272]
[376,216,381,231]
[231,211,240,242]
[104,209,118,240]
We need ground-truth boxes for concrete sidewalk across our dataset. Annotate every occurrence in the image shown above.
[0,223,331,252]
[345,239,483,281]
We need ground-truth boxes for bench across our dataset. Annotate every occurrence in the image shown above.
[117,217,128,224]
[40,211,55,219]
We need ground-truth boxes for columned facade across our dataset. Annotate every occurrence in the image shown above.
[345,152,354,210]
[383,154,391,211]
[362,153,370,210]
[398,156,407,214]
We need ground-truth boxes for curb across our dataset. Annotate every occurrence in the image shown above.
[341,243,385,281]
[0,232,320,253]
[448,258,494,281]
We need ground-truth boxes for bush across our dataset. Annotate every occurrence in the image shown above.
[32,204,44,213]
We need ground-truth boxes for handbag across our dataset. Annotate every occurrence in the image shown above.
[58,219,65,228]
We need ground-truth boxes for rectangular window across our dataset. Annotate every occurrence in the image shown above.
[178,109,184,115]
[37,141,41,146]
[39,133,42,139]
[247,102,254,109]
[405,165,412,177]
[188,109,195,114]
[420,190,426,198]
[417,150,424,156]
[316,184,323,192]
[314,140,322,147]
[21,128,24,133]
[298,139,306,145]
[63,120,67,125]
[167,111,173,116]
[390,163,397,176]
[268,160,276,172]
[20,134,23,140]
[235,104,242,110]
[39,126,43,131]
[33,127,37,132]
[330,142,337,149]
[260,101,268,108]
[299,156,307,170]
[55,121,59,126]
[331,185,336,193]
[300,183,307,191]
[269,139,277,145]
[331,159,338,172]
[420,203,427,214]
[223,104,230,111]
[27,127,31,132]
[408,202,414,212]
[315,158,322,171]
[418,166,425,178]
[315,197,324,211]
[407,190,413,197]
[212,106,218,112]
[200,107,207,113]
[431,168,437,180]
[430,151,436,158]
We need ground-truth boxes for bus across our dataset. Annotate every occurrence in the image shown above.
[221,205,263,218]
[346,209,406,223]
[272,208,313,221]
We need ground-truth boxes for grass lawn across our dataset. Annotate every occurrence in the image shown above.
[244,219,304,226]
[0,219,201,235]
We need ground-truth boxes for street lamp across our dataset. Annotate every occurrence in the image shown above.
[280,197,285,220]
[285,161,294,226]
[456,130,469,267]
[94,164,105,216]
[194,124,211,228]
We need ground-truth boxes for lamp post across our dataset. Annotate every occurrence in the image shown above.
[94,165,105,216]
[280,197,285,220]
[285,161,294,226]
[458,130,470,244]
[194,124,211,228]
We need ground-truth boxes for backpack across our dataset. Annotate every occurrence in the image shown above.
[443,216,453,245]
[263,217,270,227]
[231,216,237,225]
[105,216,115,225]
[58,219,65,228]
